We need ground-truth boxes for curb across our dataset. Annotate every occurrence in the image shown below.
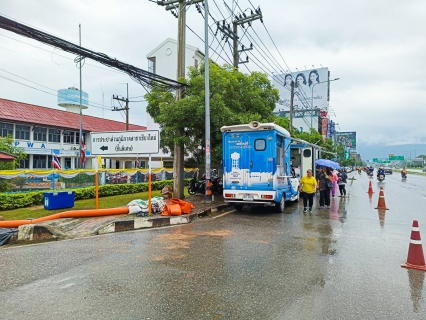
[96,214,197,235]
[5,203,231,246]
[8,224,57,245]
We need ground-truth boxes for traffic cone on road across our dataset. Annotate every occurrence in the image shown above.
[367,181,374,195]
[401,220,426,271]
[374,187,389,210]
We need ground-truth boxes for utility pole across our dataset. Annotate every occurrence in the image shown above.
[216,7,262,69]
[289,81,294,136]
[156,0,203,199]
[175,0,186,199]
[112,94,129,130]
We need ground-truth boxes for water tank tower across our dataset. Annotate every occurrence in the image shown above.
[58,87,89,113]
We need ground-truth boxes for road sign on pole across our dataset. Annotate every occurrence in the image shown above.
[389,155,404,160]
[90,130,159,155]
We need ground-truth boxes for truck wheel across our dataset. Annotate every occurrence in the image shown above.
[234,204,244,211]
[275,195,285,213]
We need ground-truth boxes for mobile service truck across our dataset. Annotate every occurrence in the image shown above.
[221,121,329,212]
[221,121,300,213]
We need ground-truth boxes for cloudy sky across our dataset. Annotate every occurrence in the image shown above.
[1,0,426,159]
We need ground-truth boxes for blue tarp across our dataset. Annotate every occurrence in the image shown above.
[0,228,18,246]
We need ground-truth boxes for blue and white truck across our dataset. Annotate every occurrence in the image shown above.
[221,121,331,212]
[221,121,299,212]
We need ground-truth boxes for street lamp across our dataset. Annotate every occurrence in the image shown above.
[311,78,340,109]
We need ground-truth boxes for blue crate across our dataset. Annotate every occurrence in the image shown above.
[43,191,75,210]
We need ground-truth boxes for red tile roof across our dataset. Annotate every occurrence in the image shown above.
[0,98,146,132]
[0,152,15,160]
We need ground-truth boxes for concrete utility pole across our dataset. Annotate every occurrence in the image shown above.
[289,81,294,136]
[174,0,186,199]
[156,0,203,199]
[216,8,262,70]
[204,0,211,202]
[112,94,129,130]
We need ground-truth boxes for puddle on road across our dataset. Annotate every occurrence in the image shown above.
[151,229,233,261]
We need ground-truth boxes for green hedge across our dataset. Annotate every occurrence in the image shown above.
[0,179,190,210]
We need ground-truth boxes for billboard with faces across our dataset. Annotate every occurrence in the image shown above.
[273,67,330,113]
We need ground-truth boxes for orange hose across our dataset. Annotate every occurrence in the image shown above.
[0,207,129,228]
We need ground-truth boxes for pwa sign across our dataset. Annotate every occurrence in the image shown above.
[14,141,47,148]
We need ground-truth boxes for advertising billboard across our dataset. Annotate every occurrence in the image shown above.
[336,132,356,150]
[272,67,330,112]
[321,118,328,141]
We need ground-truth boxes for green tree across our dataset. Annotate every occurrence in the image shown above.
[146,62,279,166]
[274,117,336,159]
[0,135,27,192]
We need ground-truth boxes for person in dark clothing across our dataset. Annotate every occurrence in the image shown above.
[317,166,333,209]
[337,169,348,197]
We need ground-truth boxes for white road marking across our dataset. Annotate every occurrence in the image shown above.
[60,283,76,289]
[56,277,73,283]
[213,210,235,219]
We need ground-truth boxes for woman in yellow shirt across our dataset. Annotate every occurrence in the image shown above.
[298,169,318,213]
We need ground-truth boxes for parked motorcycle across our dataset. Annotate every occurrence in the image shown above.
[377,174,385,182]
[188,170,222,195]
[187,171,206,195]
[210,169,223,195]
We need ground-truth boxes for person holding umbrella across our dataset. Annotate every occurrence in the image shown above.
[317,166,333,209]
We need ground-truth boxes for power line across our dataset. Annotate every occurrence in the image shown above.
[0,74,110,111]
[0,33,126,76]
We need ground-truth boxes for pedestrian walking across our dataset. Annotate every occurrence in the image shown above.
[298,169,317,213]
[318,166,333,209]
[337,169,348,198]
[330,168,338,197]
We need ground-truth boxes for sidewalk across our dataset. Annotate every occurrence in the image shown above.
[5,194,230,246]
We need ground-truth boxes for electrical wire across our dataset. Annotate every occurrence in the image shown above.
[0,33,126,76]
[0,44,127,85]
[0,74,111,111]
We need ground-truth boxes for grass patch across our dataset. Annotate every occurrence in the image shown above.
[1,190,165,221]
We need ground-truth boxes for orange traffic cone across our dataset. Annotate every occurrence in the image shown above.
[367,181,374,195]
[401,220,426,271]
[374,187,389,210]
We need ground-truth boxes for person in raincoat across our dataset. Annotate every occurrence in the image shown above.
[330,168,339,197]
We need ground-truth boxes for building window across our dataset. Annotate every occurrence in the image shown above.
[47,155,53,169]
[148,57,156,74]
[63,131,75,144]
[65,158,72,169]
[33,155,47,169]
[15,125,30,140]
[0,122,13,137]
[75,132,86,145]
[33,126,47,141]
[49,129,61,143]
[18,157,30,169]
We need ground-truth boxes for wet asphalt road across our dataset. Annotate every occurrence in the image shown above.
[1,171,426,319]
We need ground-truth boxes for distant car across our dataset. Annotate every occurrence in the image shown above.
[383,167,393,174]
[423,167,426,172]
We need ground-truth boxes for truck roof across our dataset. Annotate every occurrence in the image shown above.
[220,122,291,137]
